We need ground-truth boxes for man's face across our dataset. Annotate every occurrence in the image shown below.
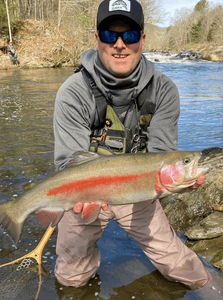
[95,21,146,78]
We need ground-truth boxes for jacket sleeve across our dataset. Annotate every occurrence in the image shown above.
[146,72,180,152]
[53,73,95,171]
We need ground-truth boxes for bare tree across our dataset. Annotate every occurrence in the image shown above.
[5,0,12,41]
[139,0,165,24]
[207,5,223,44]
[164,0,223,50]
[162,8,193,50]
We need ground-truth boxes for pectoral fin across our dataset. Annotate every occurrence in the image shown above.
[81,203,101,225]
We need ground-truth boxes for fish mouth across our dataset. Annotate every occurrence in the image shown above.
[187,154,209,181]
[197,166,209,175]
[179,165,209,188]
[165,156,210,192]
[191,159,209,179]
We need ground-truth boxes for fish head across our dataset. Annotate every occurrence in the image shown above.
[159,151,209,193]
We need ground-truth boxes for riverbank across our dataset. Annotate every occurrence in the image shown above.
[0,19,76,70]
[0,19,222,70]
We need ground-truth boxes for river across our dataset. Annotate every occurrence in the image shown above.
[0,58,223,300]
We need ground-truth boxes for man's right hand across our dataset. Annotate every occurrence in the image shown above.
[73,202,108,213]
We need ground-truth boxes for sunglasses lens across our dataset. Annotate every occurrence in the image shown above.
[122,31,140,43]
[100,30,117,43]
[99,30,140,44]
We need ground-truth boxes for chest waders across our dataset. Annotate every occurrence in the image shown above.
[74,66,153,155]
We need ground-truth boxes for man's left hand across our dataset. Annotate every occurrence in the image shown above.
[191,175,206,189]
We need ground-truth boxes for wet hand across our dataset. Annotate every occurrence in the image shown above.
[179,175,206,194]
[191,175,206,189]
[73,202,108,213]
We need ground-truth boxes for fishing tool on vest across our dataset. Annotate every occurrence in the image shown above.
[0,224,55,300]
[74,65,154,155]
[131,126,141,153]
[101,118,113,142]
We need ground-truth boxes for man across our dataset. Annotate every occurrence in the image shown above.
[7,41,19,66]
[53,0,210,290]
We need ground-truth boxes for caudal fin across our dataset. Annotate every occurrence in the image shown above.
[0,203,23,244]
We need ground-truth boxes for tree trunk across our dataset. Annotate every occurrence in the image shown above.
[5,0,12,41]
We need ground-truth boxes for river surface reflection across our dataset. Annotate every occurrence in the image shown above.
[0,63,223,299]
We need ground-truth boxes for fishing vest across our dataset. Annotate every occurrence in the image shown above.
[9,45,16,54]
[74,65,154,155]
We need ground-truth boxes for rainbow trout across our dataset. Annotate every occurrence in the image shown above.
[0,151,208,243]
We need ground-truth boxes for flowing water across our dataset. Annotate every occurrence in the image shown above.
[0,58,223,300]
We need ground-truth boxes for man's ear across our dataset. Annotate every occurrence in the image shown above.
[142,33,146,51]
[95,31,99,50]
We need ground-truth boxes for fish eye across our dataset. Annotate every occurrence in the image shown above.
[183,157,191,164]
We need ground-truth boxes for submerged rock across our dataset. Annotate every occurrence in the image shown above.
[185,212,223,240]
[186,235,223,272]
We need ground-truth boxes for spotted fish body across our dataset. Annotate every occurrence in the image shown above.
[0,152,208,243]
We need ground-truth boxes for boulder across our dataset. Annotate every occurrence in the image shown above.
[209,46,223,61]
[0,54,12,69]
[160,147,223,272]
[185,212,223,239]
[160,147,223,232]
[186,235,223,272]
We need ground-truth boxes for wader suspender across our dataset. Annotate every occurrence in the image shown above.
[74,65,153,154]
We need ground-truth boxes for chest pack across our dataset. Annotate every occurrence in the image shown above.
[74,65,153,155]
[9,45,15,54]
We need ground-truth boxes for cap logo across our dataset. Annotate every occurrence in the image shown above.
[109,0,131,12]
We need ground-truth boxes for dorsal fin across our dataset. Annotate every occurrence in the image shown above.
[66,151,99,168]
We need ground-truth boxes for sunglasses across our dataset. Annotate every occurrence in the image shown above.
[99,30,141,44]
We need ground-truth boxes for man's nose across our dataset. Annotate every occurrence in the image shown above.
[114,36,126,48]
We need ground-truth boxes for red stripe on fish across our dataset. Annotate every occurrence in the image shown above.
[47,173,150,196]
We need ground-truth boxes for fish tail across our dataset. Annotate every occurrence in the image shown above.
[0,203,23,244]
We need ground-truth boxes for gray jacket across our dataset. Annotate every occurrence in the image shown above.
[7,44,16,55]
[53,49,180,170]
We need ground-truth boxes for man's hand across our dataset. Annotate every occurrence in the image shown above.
[178,174,206,194]
[191,175,206,189]
[73,202,108,213]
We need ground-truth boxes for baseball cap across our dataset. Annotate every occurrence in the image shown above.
[97,0,144,31]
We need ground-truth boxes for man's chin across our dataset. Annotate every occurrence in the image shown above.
[110,68,132,78]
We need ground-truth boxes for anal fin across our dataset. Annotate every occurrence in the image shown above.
[35,209,64,227]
